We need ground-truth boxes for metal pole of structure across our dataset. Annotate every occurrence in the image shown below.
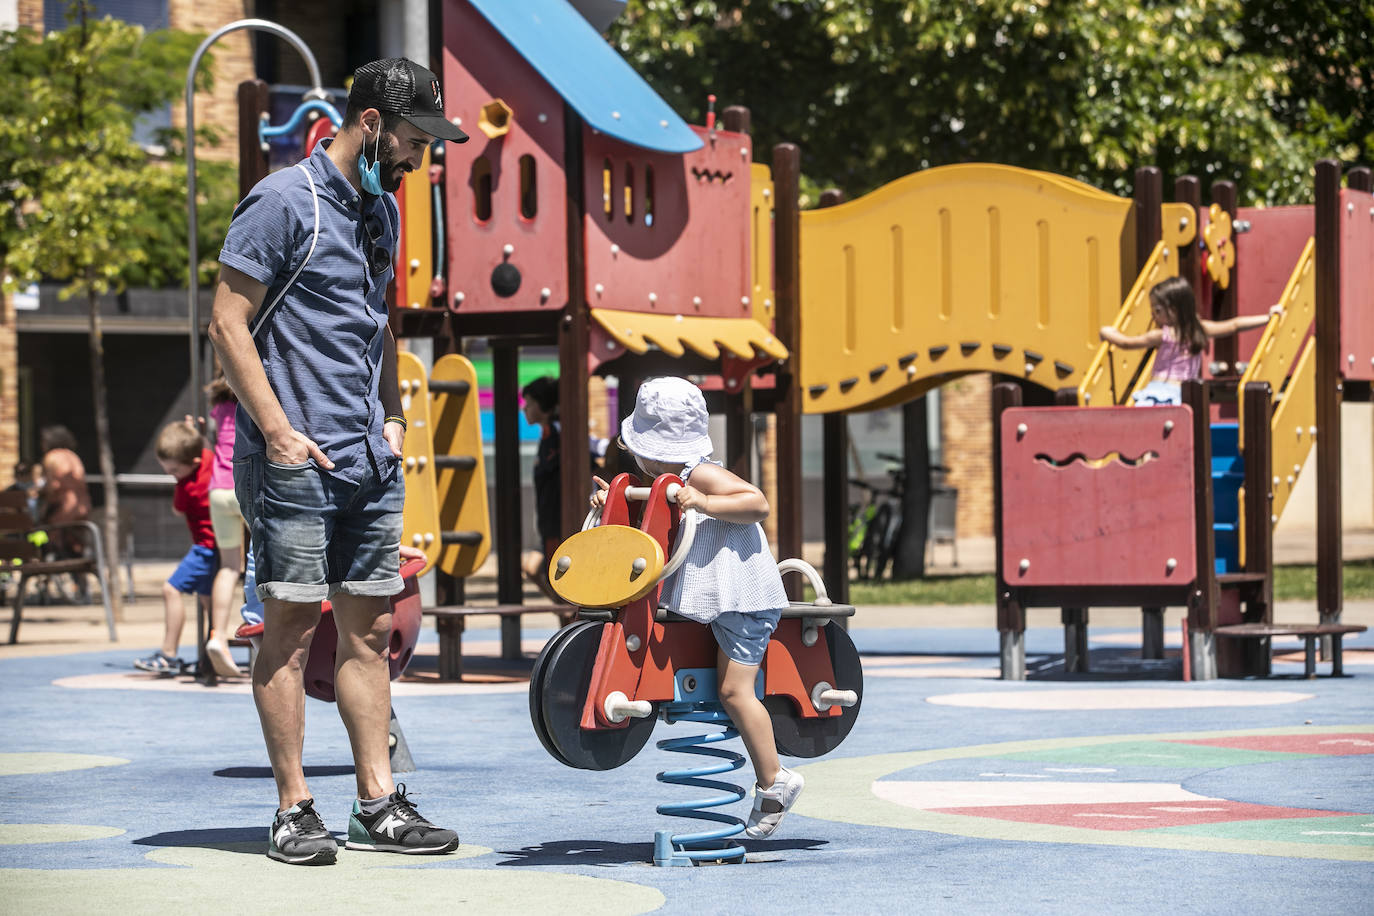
[184,19,326,421]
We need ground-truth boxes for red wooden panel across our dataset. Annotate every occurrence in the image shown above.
[1340,188,1374,381]
[582,125,752,321]
[1234,204,1314,369]
[1000,406,1196,587]
[442,0,568,316]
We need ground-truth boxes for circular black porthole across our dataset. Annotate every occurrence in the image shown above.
[491,263,522,298]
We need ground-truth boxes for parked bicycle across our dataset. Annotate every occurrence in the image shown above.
[847,453,905,581]
[847,457,958,580]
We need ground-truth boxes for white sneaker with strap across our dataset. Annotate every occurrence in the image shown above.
[745,767,805,839]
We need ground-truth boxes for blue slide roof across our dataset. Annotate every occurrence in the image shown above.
[467,0,702,153]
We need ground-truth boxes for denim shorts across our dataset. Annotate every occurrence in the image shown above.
[1132,379,1184,406]
[711,608,782,667]
[168,544,219,596]
[234,453,404,603]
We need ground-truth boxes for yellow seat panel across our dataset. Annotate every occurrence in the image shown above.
[548,526,666,609]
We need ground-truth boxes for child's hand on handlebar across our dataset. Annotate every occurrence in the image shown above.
[589,475,609,509]
[674,484,709,515]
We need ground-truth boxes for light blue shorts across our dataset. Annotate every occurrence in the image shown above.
[711,609,782,667]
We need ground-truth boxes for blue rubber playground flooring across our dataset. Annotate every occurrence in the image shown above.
[2,624,1371,914]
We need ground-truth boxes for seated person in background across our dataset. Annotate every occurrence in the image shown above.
[39,425,92,602]
[135,419,218,675]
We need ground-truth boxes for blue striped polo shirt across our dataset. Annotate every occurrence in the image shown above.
[219,140,400,486]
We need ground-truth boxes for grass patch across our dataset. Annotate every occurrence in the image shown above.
[838,559,1374,606]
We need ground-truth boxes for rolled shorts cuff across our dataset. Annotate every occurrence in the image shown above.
[256,581,329,604]
[711,609,781,667]
[329,574,404,599]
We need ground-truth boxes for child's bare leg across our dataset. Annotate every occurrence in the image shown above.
[160,581,185,657]
[521,549,560,603]
[716,649,780,789]
[210,545,242,637]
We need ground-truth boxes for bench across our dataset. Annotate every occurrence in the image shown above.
[1215,623,1368,677]
[426,603,574,680]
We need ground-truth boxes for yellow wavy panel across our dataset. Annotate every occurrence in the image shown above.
[590,308,788,361]
[798,163,1133,414]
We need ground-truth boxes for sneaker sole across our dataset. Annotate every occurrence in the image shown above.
[267,846,337,865]
[344,838,460,854]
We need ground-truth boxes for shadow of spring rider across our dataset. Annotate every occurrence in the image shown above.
[527,472,862,866]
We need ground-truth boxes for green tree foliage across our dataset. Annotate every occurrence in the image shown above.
[0,7,229,291]
[609,0,1354,205]
[0,3,230,611]
[1239,0,1373,168]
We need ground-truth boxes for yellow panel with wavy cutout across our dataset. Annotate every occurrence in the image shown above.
[798,163,1134,414]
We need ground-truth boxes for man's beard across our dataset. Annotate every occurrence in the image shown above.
[368,133,410,194]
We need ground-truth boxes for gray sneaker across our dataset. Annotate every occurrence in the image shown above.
[744,767,805,839]
[268,798,337,865]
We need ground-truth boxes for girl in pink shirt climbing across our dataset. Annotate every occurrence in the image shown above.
[1099,276,1280,405]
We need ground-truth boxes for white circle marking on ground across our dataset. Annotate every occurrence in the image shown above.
[925,688,1314,710]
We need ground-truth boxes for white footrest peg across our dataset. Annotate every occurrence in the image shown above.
[604,691,654,724]
[811,682,859,712]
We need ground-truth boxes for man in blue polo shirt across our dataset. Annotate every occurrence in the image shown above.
[209,58,466,866]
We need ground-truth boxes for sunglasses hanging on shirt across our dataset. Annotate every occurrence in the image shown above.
[363,208,392,277]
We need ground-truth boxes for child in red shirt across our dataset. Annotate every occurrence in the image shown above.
[135,419,219,674]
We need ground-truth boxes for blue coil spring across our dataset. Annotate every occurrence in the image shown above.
[653,705,747,866]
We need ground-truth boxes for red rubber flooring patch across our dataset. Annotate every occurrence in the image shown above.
[929,800,1356,831]
[1169,734,1374,756]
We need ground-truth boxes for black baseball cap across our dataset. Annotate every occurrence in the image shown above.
[349,58,468,143]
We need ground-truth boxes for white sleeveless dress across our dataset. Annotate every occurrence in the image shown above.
[658,459,789,624]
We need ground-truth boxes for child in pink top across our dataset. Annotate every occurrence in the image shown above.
[203,375,245,677]
[1099,276,1280,405]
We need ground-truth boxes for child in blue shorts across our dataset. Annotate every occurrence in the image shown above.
[135,420,219,674]
[591,376,803,838]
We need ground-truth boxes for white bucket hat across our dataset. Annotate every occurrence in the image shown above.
[619,377,713,464]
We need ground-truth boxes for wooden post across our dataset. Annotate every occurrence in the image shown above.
[772,143,804,597]
[1348,167,1372,193]
[993,382,1025,679]
[1174,175,1203,298]
[560,104,592,568]
[822,413,849,607]
[1210,180,1240,377]
[722,105,754,482]
[1184,379,1218,679]
[1241,380,1275,675]
[236,80,270,201]
[814,187,850,604]
[1314,159,1343,628]
[492,342,523,658]
[1133,166,1163,276]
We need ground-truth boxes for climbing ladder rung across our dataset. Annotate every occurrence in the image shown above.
[434,455,478,470]
[429,379,472,395]
[441,530,484,546]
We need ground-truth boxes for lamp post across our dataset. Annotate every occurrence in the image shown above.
[184,19,326,420]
